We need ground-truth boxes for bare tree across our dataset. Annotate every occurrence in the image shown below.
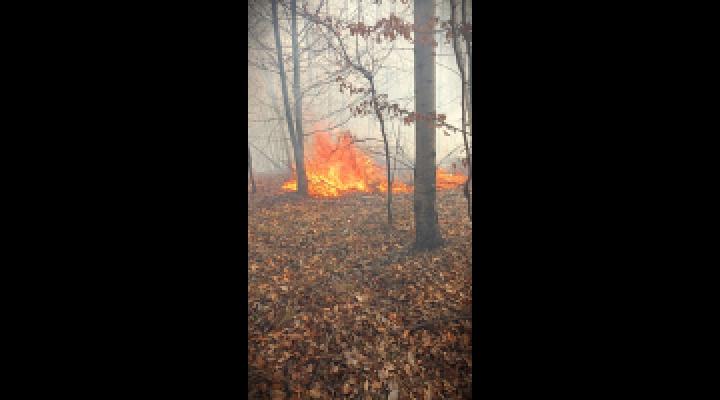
[462,0,472,218]
[251,0,353,181]
[296,4,397,227]
[414,0,443,249]
[272,0,309,195]
[462,0,472,143]
[450,0,472,221]
[291,0,309,195]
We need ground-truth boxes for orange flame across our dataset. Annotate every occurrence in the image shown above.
[282,129,466,198]
[436,167,468,189]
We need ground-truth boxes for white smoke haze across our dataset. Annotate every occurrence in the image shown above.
[248,0,471,174]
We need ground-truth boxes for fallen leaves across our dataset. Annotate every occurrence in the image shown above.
[248,188,472,398]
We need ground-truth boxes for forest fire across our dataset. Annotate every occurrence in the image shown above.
[436,167,468,189]
[282,131,467,198]
[282,131,412,197]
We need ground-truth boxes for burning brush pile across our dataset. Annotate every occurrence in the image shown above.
[282,131,466,198]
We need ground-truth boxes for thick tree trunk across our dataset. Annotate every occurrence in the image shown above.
[272,0,308,196]
[291,0,309,196]
[248,145,256,193]
[414,0,443,249]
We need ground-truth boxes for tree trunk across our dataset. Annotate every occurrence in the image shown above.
[283,138,294,173]
[463,0,472,130]
[450,0,472,221]
[462,0,472,219]
[370,79,393,227]
[394,135,399,186]
[414,0,443,249]
[356,0,361,64]
[248,145,257,193]
[291,0,309,196]
[272,0,308,196]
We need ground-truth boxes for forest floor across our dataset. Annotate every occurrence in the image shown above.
[248,179,472,399]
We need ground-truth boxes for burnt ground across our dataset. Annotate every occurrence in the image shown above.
[248,181,472,399]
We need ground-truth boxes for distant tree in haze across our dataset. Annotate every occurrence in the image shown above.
[248,145,257,193]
